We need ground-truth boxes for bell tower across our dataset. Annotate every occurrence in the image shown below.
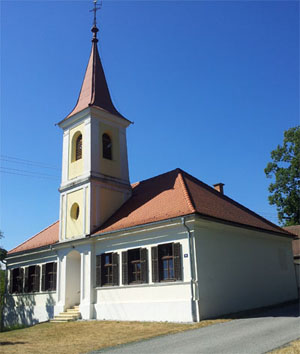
[58,6,132,241]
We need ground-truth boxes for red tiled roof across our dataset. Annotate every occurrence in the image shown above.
[8,221,59,254]
[95,169,289,236]
[9,169,291,255]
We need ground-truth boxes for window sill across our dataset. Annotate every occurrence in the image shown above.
[8,291,56,296]
[95,281,189,290]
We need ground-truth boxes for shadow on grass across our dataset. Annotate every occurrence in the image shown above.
[0,341,27,345]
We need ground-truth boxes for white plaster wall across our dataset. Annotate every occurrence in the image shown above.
[4,292,57,327]
[93,222,194,322]
[95,283,192,322]
[194,220,298,319]
[5,250,58,326]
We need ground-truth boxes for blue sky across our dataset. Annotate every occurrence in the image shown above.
[1,0,299,251]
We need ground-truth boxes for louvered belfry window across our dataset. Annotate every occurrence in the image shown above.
[75,134,82,160]
[151,243,182,282]
[102,133,112,160]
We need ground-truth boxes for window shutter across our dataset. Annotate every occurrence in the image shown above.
[173,243,182,281]
[96,255,102,287]
[34,266,40,292]
[112,253,119,286]
[9,269,13,294]
[24,267,29,293]
[53,262,57,291]
[151,246,159,283]
[19,268,24,293]
[140,248,148,283]
[41,264,46,291]
[122,251,128,285]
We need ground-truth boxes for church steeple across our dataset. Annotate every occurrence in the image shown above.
[58,1,131,242]
[65,15,124,120]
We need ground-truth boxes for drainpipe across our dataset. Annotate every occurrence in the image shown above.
[181,217,200,322]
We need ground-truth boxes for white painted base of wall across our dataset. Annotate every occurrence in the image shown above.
[4,293,57,327]
[80,303,94,320]
[54,304,65,317]
[94,300,194,322]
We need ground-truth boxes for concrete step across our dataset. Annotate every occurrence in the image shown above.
[51,316,80,322]
[60,311,80,316]
[50,305,81,323]
[57,313,80,319]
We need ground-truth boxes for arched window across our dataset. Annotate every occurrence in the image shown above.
[102,133,112,160]
[75,134,82,161]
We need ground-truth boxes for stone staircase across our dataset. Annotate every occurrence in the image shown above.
[51,305,81,323]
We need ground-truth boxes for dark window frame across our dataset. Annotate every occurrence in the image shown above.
[152,243,182,283]
[102,133,112,160]
[96,252,119,287]
[11,268,24,294]
[128,249,142,284]
[25,265,40,293]
[122,248,148,285]
[75,134,82,161]
[42,262,57,292]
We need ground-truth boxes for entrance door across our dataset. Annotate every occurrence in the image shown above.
[65,250,81,308]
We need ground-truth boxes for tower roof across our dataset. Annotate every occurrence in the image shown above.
[63,25,126,122]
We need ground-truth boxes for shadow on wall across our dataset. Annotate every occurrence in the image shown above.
[3,294,55,327]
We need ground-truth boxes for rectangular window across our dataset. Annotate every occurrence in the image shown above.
[96,253,119,287]
[25,265,40,293]
[152,243,182,282]
[41,262,57,291]
[122,248,148,285]
[10,268,24,294]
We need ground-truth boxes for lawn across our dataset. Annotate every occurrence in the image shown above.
[270,339,300,354]
[0,319,229,354]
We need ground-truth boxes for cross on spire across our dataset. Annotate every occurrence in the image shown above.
[90,0,102,27]
[90,0,101,42]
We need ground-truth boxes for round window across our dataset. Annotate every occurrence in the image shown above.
[71,203,80,220]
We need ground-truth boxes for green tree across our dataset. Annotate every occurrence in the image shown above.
[264,126,300,226]
[0,231,6,263]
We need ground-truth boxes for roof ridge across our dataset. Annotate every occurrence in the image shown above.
[8,220,59,253]
[130,168,181,187]
[177,170,196,213]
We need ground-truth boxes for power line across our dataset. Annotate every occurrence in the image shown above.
[0,168,59,181]
[0,155,60,170]
[1,167,59,178]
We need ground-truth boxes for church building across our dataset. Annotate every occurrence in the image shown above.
[4,10,298,326]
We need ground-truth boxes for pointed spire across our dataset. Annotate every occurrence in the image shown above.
[65,2,125,120]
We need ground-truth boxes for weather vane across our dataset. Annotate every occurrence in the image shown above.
[90,0,102,27]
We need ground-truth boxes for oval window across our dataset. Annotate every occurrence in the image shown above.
[70,203,80,220]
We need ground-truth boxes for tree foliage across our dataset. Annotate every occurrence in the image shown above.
[0,231,6,263]
[264,126,300,226]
